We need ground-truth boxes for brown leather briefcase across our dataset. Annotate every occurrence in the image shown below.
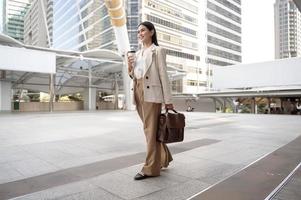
[157,109,185,143]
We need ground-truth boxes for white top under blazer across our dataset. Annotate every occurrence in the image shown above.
[134,44,154,79]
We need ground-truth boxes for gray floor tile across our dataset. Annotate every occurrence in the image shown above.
[11,180,97,200]
[166,158,240,181]
[133,180,210,200]
[0,163,24,184]
[53,188,124,200]
[0,147,36,164]
[89,172,162,200]
[10,158,59,177]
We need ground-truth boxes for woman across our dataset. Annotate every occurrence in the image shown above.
[127,21,174,180]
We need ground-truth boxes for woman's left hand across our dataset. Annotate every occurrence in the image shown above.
[165,104,174,110]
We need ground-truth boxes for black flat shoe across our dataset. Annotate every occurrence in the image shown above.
[134,172,150,180]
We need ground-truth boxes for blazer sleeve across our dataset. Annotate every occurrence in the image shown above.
[156,47,173,104]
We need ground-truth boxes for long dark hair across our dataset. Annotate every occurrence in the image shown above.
[138,21,159,46]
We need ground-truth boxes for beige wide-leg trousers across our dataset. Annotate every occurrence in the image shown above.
[134,79,173,176]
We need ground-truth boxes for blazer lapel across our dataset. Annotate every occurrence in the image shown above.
[144,45,156,75]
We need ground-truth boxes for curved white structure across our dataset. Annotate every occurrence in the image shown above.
[104,0,130,55]
[104,0,132,110]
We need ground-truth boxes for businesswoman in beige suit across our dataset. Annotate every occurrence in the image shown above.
[127,21,174,180]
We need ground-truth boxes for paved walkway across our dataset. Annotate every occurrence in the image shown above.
[0,111,300,200]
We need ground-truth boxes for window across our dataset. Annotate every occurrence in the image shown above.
[207,47,241,62]
[208,24,241,43]
[207,12,241,33]
[207,35,241,52]
[146,14,197,36]
[207,1,241,24]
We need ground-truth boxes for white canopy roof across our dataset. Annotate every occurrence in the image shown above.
[0,33,124,95]
[0,33,24,47]
[0,33,185,95]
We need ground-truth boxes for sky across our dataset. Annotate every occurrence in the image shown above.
[242,0,275,64]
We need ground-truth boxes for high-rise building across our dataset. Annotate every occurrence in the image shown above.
[24,0,53,47]
[132,0,201,93]
[1,0,31,42]
[203,0,242,89]
[0,0,4,32]
[204,0,242,66]
[275,0,301,59]
[52,0,116,51]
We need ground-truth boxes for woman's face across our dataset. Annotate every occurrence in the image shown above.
[137,25,153,45]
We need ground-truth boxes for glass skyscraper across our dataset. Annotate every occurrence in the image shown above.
[1,0,31,42]
[0,0,4,32]
[53,0,116,51]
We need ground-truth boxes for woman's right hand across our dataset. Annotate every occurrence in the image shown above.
[127,54,135,73]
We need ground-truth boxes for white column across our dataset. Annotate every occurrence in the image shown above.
[251,98,256,114]
[267,97,271,114]
[82,63,97,110]
[83,88,96,110]
[123,59,133,110]
[104,0,133,110]
[0,81,12,111]
[223,98,226,113]
[114,73,119,110]
[49,73,55,112]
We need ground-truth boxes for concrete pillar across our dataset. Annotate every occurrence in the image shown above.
[122,59,134,110]
[0,81,12,111]
[49,73,55,112]
[267,97,271,114]
[213,98,217,113]
[83,87,96,110]
[114,73,119,110]
[251,98,256,114]
[81,62,97,110]
[222,98,226,113]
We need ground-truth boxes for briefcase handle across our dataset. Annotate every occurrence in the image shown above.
[165,109,178,114]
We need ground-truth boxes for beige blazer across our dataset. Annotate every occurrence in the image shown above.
[129,45,172,105]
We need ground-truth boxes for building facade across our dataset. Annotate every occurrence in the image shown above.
[204,0,242,89]
[1,0,31,42]
[52,0,116,51]
[275,0,301,59]
[24,0,53,47]
[136,0,201,93]
[0,0,4,32]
